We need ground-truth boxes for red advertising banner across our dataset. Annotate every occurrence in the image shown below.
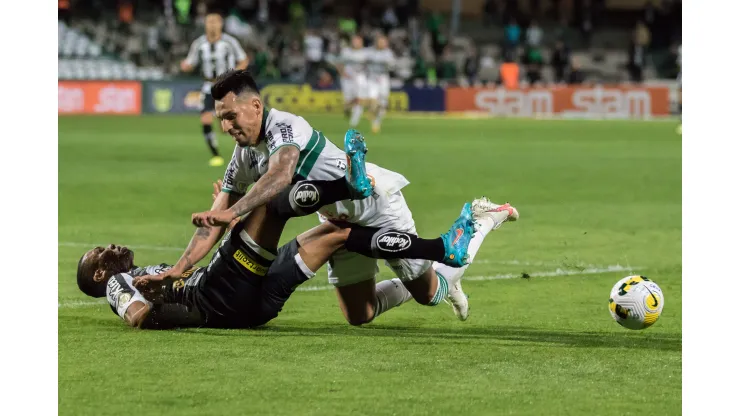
[445,85,671,118]
[58,81,142,115]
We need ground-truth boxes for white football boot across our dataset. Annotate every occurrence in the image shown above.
[444,198,520,321]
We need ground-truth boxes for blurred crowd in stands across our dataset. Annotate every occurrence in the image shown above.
[58,0,682,86]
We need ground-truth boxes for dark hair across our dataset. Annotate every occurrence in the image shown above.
[76,253,106,298]
[211,69,260,100]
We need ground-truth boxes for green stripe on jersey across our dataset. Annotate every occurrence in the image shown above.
[297,130,326,178]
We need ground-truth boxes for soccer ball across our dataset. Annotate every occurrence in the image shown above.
[608,275,664,330]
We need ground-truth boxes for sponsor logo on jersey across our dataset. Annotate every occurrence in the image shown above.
[293,183,320,207]
[108,277,125,300]
[118,292,132,306]
[376,232,411,252]
[233,249,269,276]
[180,266,198,278]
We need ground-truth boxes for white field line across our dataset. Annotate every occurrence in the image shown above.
[58,265,636,309]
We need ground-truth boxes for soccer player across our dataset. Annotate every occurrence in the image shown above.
[181,13,248,167]
[366,35,394,133]
[77,183,476,329]
[183,69,520,324]
[337,35,369,128]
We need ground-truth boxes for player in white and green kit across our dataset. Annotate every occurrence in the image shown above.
[190,69,520,324]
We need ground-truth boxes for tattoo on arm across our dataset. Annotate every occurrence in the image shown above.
[228,146,299,217]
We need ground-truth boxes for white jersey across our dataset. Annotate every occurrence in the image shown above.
[183,33,247,80]
[339,47,368,80]
[221,107,410,227]
[366,48,394,80]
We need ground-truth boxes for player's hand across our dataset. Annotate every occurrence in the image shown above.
[212,179,224,201]
[133,270,172,289]
[192,209,237,227]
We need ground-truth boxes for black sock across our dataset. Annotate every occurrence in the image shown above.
[266,178,353,219]
[344,226,446,262]
[203,124,219,157]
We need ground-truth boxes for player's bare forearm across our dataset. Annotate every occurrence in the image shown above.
[174,192,231,271]
[227,146,299,218]
[236,59,248,70]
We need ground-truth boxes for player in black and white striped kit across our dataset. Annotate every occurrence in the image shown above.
[181,13,248,167]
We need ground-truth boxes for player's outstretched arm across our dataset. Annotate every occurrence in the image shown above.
[192,145,300,227]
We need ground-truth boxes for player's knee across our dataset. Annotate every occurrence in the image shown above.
[200,113,212,125]
[411,292,435,306]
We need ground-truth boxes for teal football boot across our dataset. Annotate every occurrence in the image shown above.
[343,129,373,198]
[440,203,477,267]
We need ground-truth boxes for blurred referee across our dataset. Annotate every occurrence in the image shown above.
[181,13,248,167]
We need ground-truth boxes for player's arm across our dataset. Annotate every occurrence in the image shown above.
[180,39,201,72]
[123,301,152,328]
[193,146,299,226]
[227,36,249,70]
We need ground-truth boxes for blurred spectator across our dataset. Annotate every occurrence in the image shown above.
[504,18,521,52]
[568,57,586,84]
[499,58,520,89]
[289,0,306,37]
[395,49,414,83]
[523,47,544,84]
[553,16,572,44]
[304,29,324,83]
[550,40,571,83]
[627,22,651,83]
[526,20,543,47]
[577,0,593,48]
[281,39,307,82]
[412,55,427,82]
[174,0,191,24]
[315,68,335,89]
[437,46,457,81]
[59,0,70,24]
[381,5,399,33]
[427,12,447,58]
[225,9,254,43]
[338,15,357,43]
[464,48,481,84]
[194,1,207,30]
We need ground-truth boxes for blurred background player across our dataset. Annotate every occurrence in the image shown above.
[180,13,248,167]
[366,35,395,134]
[338,35,368,129]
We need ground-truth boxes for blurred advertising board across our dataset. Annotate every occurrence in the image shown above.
[58,81,142,115]
[445,85,671,119]
[142,81,204,114]
[140,81,445,114]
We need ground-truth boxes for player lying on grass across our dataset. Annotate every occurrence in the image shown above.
[75,189,476,329]
[178,69,519,324]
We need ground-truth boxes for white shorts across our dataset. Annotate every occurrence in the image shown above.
[367,76,390,105]
[324,189,433,287]
[341,75,368,102]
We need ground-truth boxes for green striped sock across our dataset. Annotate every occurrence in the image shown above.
[428,272,449,306]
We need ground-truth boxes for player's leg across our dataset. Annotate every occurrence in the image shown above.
[432,198,519,319]
[349,76,367,128]
[372,77,390,133]
[367,80,381,133]
[341,78,355,119]
[200,91,224,167]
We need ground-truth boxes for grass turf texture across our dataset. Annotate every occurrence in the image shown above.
[59,114,681,415]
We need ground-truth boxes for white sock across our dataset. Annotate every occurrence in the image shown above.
[374,107,386,125]
[350,104,364,127]
[433,215,495,285]
[373,278,413,318]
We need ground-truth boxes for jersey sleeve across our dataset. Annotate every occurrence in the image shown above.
[222,146,255,195]
[106,273,150,321]
[183,38,203,67]
[224,35,247,62]
[264,121,308,156]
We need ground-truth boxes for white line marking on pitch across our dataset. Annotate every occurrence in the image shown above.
[58,265,635,309]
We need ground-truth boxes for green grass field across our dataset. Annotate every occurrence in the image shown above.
[59,114,681,415]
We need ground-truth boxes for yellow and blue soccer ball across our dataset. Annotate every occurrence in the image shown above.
[608,275,664,330]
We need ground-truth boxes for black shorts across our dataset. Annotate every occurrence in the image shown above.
[193,239,312,328]
[200,92,215,114]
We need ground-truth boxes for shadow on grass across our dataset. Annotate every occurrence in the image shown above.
[60,316,680,352]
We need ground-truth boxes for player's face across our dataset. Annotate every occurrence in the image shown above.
[352,36,363,49]
[216,93,263,147]
[205,15,223,36]
[376,37,388,49]
[83,244,134,277]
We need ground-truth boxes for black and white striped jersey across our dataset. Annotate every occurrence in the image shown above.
[183,33,247,80]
